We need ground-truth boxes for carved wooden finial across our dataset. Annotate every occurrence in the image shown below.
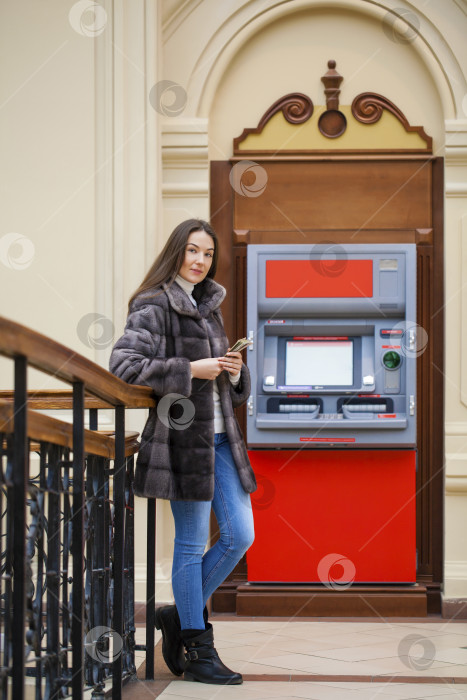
[321,59,343,111]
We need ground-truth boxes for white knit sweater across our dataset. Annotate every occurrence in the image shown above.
[175,275,240,434]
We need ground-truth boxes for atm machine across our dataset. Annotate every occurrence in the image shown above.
[245,244,417,584]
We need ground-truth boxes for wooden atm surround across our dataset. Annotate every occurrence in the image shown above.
[208,70,443,617]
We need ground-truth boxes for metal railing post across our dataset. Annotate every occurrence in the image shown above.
[145,498,156,680]
[72,382,85,699]
[112,405,125,700]
[12,356,28,699]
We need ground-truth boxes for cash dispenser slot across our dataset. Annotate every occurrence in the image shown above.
[268,397,322,416]
[335,397,406,428]
[256,398,322,428]
[338,397,393,420]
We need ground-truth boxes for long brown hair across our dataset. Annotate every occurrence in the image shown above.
[128,219,218,312]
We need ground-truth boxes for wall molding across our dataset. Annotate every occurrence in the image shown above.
[94,0,116,370]
[161,183,209,197]
[162,118,209,157]
[161,118,210,208]
[95,0,162,348]
[445,445,467,492]
[162,0,204,42]
[445,560,467,581]
[446,183,467,196]
[462,216,467,407]
[189,0,465,121]
[443,563,467,603]
[445,421,467,436]
[162,147,209,168]
[445,148,467,166]
[445,122,467,165]
[445,478,467,494]
[135,561,174,604]
[453,0,467,17]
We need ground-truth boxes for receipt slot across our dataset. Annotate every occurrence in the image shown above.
[245,244,417,583]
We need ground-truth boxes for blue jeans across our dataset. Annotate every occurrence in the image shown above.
[170,432,255,630]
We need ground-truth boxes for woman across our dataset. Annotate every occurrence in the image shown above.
[109,219,256,685]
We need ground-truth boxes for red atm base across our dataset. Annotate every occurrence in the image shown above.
[247,450,416,584]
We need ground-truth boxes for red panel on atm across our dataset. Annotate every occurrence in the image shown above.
[247,449,416,583]
[266,260,373,298]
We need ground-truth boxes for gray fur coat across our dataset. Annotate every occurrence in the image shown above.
[109,277,257,501]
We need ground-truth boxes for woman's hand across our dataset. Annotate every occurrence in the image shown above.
[218,349,243,376]
[190,350,243,380]
[190,358,222,380]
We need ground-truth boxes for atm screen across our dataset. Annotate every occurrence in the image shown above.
[285,340,353,386]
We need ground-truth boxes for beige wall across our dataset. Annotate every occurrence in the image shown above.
[2,0,467,606]
[0,1,96,390]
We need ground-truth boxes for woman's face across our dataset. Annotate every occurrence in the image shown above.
[178,230,215,284]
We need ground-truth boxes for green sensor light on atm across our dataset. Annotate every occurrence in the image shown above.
[383,351,401,370]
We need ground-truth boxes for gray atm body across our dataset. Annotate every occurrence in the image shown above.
[246,244,417,448]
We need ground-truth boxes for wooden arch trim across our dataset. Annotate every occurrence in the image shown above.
[233,93,314,154]
[233,91,432,155]
[351,92,433,151]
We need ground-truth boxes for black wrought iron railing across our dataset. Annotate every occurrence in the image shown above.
[0,316,157,699]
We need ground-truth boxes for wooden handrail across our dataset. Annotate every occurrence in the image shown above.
[0,390,114,410]
[0,316,156,408]
[0,400,139,458]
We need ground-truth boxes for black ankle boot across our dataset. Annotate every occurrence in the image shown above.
[154,604,184,676]
[181,623,242,685]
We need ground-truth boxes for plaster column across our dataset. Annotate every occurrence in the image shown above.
[94,0,171,603]
[443,119,467,603]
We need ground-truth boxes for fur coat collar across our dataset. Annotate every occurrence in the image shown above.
[164,277,226,318]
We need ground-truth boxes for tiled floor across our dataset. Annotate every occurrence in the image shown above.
[128,618,467,699]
